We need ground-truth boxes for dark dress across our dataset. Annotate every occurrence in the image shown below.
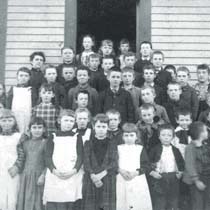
[82,136,118,210]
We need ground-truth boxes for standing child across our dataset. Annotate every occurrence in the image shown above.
[32,84,60,135]
[99,39,115,58]
[149,124,185,210]
[82,114,118,210]
[0,109,22,210]
[123,52,136,69]
[164,65,177,82]
[43,109,84,210]
[0,83,6,107]
[117,38,130,69]
[117,123,152,210]
[17,117,48,210]
[183,122,210,210]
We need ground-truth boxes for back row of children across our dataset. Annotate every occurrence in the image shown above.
[0,35,210,210]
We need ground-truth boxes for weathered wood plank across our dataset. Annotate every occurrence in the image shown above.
[8,13,64,20]
[152,36,210,43]
[164,58,209,65]
[161,51,210,58]
[7,20,64,27]
[6,42,62,49]
[152,0,210,7]
[8,6,64,13]
[152,7,210,14]
[8,0,65,6]
[7,35,64,42]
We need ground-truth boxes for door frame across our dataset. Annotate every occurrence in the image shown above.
[65,0,152,53]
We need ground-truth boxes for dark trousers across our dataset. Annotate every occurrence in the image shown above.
[152,172,179,210]
[190,176,210,210]
[46,200,81,210]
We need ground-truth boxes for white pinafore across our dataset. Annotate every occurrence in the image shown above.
[0,133,21,210]
[43,134,84,204]
[11,87,32,133]
[117,144,152,210]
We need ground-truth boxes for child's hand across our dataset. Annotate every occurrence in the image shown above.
[129,171,139,180]
[195,180,206,191]
[120,169,132,181]
[52,169,64,179]
[61,169,77,180]
[8,166,18,178]
[150,171,162,179]
[37,174,45,186]
[94,180,103,188]
[91,174,100,183]
[176,171,183,179]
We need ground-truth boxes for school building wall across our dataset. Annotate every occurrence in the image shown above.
[1,0,210,87]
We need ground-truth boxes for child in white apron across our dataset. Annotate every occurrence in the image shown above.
[117,123,152,210]
[43,109,84,210]
[0,109,22,210]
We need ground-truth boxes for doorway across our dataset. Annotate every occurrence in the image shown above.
[77,0,136,53]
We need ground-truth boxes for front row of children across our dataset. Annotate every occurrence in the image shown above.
[1,107,210,210]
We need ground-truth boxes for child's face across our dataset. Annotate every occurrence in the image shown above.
[108,71,122,88]
[0,84,4,96]
[176,114,192,130]
[122,72,134,86]
[94,121,108,138]
[62,48,74,63]
[76,93,88,108]
[197,69,209,83]
[107,113,120,131]
[141,89,155,104]
[76,112,89,129]
[0,117,15,132]
[101,45,113,56]
[30,124,45,138]
[152,54,164,68]
[83,37,93,51]
[140,43,152,57]
[141,108,155,124]
[62,67,75,81]
[159,129,173,146]
[167,84,182,101]
[89,57,100,70]
[40,89,54,104]
[166,68,176,81]
[143,69,156,83]
[60,115,75,131]
[17,71,30,85]
[123,132,137,145]
[102,59,114,72]
[76,70,89,85]
[124,56,136,68]
[45,68,57,83]
[176,71,189,87]
[120,43,129,54]
[31,55,44,69]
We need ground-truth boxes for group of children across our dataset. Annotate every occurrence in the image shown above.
[1,35,210,210]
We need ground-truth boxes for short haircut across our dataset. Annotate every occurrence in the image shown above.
[75,107,91,119]
[164,65,176,74]
[62,64,76,71]
[177,66,190,76]
[120,38,130,45]
[76,65,90,76]
[122,123,138,133]
[102,55,115,62]
[140,41,152,50]
[75,90,90,100]
[43,64,57,75]
[139,103,155,113]
[197,64,210,74]
[167,81,181,90]
[151,50,164,59]
[140,86,156,96]
[143,64,156,73]
[39,83,54,93]
[188,121,206,140]
[61,46,75,54]
[58,109,75,120]
[17,67,31,76]
[106,109,121,121]
[107,66,121,77]
[29,116,46,129]
[93,113,109,125]
[89,53,100,59]
[158,123,175,137]
[124,51,136,59]
[30,51,46,62]
[121,67,135,75]
[101,39,113,47]
[175,109,192,120]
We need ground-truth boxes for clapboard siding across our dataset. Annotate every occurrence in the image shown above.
[151,0,210,83]
[5,0,65,86]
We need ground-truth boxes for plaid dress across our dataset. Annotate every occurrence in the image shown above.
[32,103,59,134]
[82,136,118,210]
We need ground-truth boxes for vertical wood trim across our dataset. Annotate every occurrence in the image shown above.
[0,0,8,83]
[136,0,151,53]
[65,0,77,50]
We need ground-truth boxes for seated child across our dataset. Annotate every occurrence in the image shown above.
[43,65,67,108]
[83,114,117,210]
[106,109,123,145]
[176,66,199,121]
[32,83,60,135]
[117,38,130,69]
[140,86,170,123]
[194,64,210,115]
[164,64,177,82]
[99,67,135,124]
[149,124,184,210]
[121,67,141,122]
[152,50,172,89]
[68,65,99,116]
[44,109,83,210]
[117,123,152,210]
[136,103,162,153]
[183,122,210,210]
[123,52,136,69]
